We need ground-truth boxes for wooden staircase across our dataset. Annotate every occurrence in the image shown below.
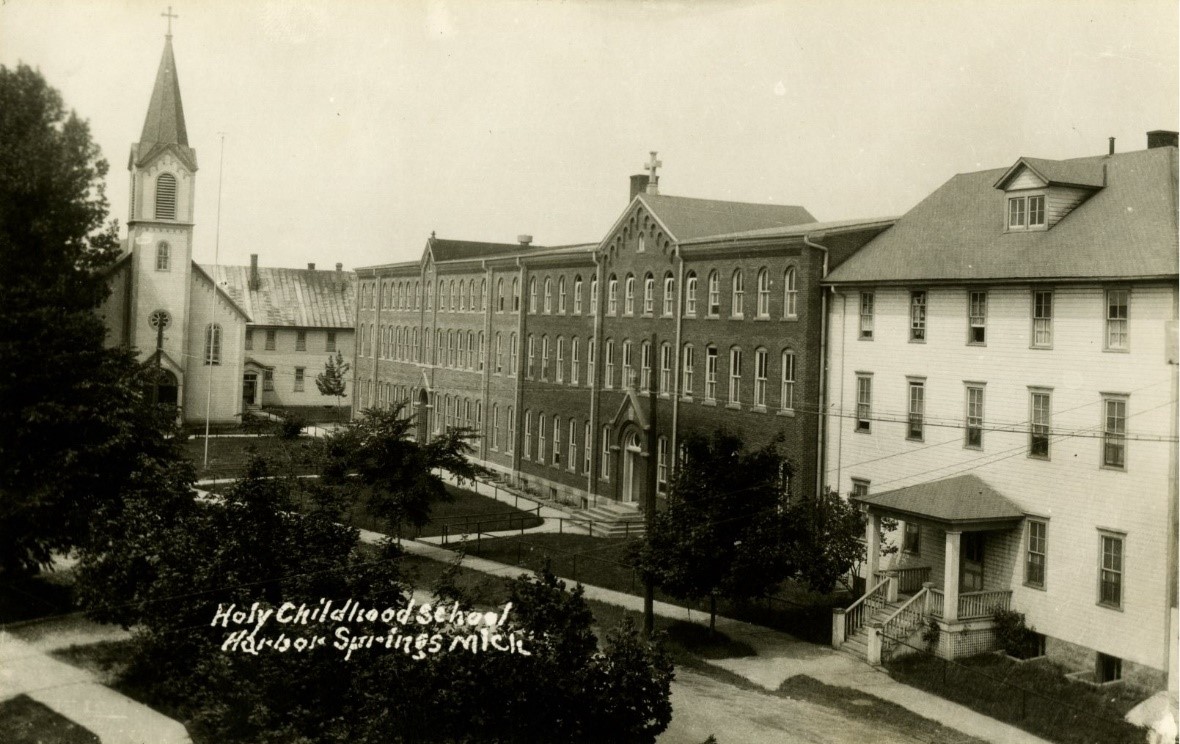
[574,500,646,538]
[838,599,906,661]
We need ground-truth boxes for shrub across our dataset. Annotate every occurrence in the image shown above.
[993,608,1042,659]
[922,616,941,652]
[276,413,305,440]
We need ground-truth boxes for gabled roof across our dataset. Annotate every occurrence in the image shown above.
[994,156,1106,190]
[135,37,196,170]
[852,474,1024,526]
[637,193,816,242]
[191,262,250,320]
[428,238,533,263]
[214,264,356,328]
[825,147,1179,284]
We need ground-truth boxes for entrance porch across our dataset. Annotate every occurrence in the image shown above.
[833,474,1026,664]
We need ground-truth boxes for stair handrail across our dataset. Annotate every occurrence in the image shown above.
[879,587,928,661]
[843,576,891,640]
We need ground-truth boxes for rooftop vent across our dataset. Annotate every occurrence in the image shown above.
[249,254,260,291]
[518,234,533,246]
[307,262,316,270]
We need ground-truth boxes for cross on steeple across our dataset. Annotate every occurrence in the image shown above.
[161,6,178,38]
[644,151,662,195]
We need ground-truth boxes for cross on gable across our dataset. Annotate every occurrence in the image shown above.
[644,151,662,181]
[162,6,178,37]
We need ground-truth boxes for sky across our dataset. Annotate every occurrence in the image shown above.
[2,0,1177,271]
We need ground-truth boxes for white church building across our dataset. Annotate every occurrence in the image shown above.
[99,33,356,424]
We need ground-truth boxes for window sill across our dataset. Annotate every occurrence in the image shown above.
[1027,454,1051,462]
[963,444,982,451]
[1102,348,1130,354]
[680,395,693,403]
[730,315,745,321]
[782,315,799,322]
[777,409,796,417]
[1022,582,1046,592]
[908,338,926,344]
[1096,601,1124,613]
[752,405,768,414]
[702,399,717,407]
[967,341,987,348]
[857,335,873,342]
[726,403,742,410]
[1029,344,1053,351]
[854,426,872,434]
[1100,464,1126,473]
[906,436,925,443]
[753,316,771,322]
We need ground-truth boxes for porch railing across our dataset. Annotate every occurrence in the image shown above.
[879,587,928,662]
[843,576,890,641]
[929,588,945,618]
[958,589,1011,620]
[874,566,932,595]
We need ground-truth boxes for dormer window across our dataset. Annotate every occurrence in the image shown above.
[1008,194,1045,230]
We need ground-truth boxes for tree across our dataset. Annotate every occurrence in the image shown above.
[0,64,176,573]
[783,487,869,594]
[322,404,487,533]
[314,350,350,406]
[633,429,794,633]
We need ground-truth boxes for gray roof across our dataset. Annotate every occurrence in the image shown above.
[214,264,356,328]
[638,193,816,242]
[679,216,899,245]
[826,147,1179,284]
[429,238,534,262]
[853,474,1024,525]
[135,37,196,170]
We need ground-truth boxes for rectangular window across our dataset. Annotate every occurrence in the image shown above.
[552,418,561,466]
[660,344,672,393]
[1032,290,1053,348]
[1028,195,1045,226]
[263,369,274,391]
[682,345,695,397]
[523,414,532,460]
[1029,389,1051,458]
[294,367,305,392]
[856,375,872,433]
[910,291,927,341]
[571,340,580,385]
[587,340,595,386]
[663,277,675,316]
[622,342,633,389]
[907,380,925,441]
[965,384,984,449]
[556,339,564,383]
[705,347,718,401]
[640,344,651,390]
[568,420,577,471]
[1106,289,1129,350]
[780,351,795,411]
[1026,520,1047,588]
[527,336,536,380]
[326,331,337,352]
[851,479,869,498]
[903,522,920,554]
[506,408,515,453]
[859,292,874,339]
[296,331,307,351]
[1008,196,1026,228]
[583,423,591,474]
[1099,533,1123,609]
[244,329,254,351]
[754,348,768,408]
[540,337,549,380]
[265,329,277,351]
[657,437,668,494]
[601,426,611,479]
[728,348,742,405]
[968,291,987,344]
[605,342,615,389]
[1103,396,1127,469]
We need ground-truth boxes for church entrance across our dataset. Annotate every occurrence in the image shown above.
[621,430,643,503]
[152,368,179,408]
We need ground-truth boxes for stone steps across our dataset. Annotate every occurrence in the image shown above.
[574,500,646,538]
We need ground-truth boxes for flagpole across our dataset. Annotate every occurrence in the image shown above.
[203,133,226,469]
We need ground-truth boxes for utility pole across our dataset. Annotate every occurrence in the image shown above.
[644,331,658,638]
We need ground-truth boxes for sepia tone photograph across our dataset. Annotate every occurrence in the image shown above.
[0,1,1177,742]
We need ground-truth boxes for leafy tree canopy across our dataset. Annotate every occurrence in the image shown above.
[0,64,177,573]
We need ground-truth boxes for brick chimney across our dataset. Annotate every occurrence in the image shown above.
[307,262,316,270]
[630,174,649,202]
[249,254,260,290]
[1147,130,1179,149]
[518,234,533,246]
[335,262,344,291]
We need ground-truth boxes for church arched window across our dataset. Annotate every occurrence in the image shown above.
[155,173,177,219]
[156,241,171,271]
[204,324,222,365]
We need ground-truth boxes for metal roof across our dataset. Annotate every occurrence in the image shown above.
[213,264,357,328]
[637,193,816,242]
[853,474,1025,525]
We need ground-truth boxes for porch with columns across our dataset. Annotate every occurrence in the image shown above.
[834,473,1026,664]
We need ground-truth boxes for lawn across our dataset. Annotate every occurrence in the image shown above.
[887,651,1145,744]
[0,695,100,744]
[467,532,850,644]
[0,566,76,624]
[183,435,324,479]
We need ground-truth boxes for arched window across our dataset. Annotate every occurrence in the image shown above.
[784,267,798,318]
[457,280,466,311]
[604,338,615,388]
[657,436,668,493]
[640,340,652,390]
[441,281,450,311]
[540,335,550,380]
[573,276,583,315]
[662,272,674,316]
[508,333,518,376]
[529,277,538,313]
[708,271,720,316]
[544,278,553,313]
[538,413,548,463]
[368,323,375,357]
[587,339,596,386]
[685,272,698,316]
[607,275,618,315]
[624,274,636,315]
[754,347,769,408]
[155,173,177,219]
[556,336,565,383]
[491,404,500,450]
[681,343,695,397]
[660,342,672,393]
[731,269,745,317]
[414,281,420,309]
[780,349,796,411]
[622,339,634,388]
[494,332,503,373]
[757,268,770,317]
[590,275,599,311]
[479,278,486,311]
[583,422,591,474]
[506,406,515,453]
[204,324,222,365]
[552,416,562,466]
[568,419,577,471]
[523,410,533,459]
[425,282,433,310]
[155,241,171,271]
[449,280,457,311]
[570,337,580,385]
[527,334,536,379]
[643,273,654,314]
[497,278,505,311]
[558,276,567,313]
[601,425,612,479]
[729,346,743,404]
[477,331,485,371]
[512,278,521,311]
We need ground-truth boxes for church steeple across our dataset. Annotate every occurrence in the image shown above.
[140,35,188,148]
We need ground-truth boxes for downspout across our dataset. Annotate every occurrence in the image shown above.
[587,250,604,504]
[512,259,527,477]
[835,290,847,491]
[670,248,684,477]
[804,232,829,499]
[480,260,493,463]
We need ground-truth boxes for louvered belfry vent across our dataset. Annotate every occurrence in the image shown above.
[155,173,177,219]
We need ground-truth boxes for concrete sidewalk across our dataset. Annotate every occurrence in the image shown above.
[0,631,190,744]
[392,532,1054,744]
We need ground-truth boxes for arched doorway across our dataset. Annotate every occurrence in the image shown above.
[152,368,179,408]
[621,430,644,503]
